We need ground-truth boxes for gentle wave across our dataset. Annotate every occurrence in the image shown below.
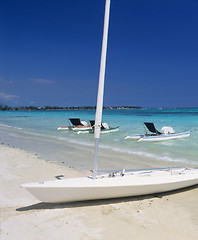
[0,123,12,128]
[0,123,22,130]
[54,134,197,165]
[0,108,197,166]
[1,123,195,165]
[99,143,197,165]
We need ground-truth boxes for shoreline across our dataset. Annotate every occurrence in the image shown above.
[0,106,143,111]
[1,144,198,240]
[1,125,197,174]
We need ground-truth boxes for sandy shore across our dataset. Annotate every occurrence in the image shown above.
[1,144,198,240]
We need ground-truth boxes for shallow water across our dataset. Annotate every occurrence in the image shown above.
[0,108,198,169]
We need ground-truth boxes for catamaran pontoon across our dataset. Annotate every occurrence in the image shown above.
[57,118,92,131]
[77,120,119,134]
[125,122,190,142]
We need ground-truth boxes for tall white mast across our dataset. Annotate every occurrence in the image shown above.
[93,0,111,179]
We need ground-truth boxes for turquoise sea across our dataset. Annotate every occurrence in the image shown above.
[0,108,198,170]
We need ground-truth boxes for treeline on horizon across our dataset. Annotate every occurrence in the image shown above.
[0,105,142,111]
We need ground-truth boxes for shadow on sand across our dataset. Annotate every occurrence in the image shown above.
[16,184,198,212]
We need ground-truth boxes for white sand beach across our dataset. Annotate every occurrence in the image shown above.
[1,144,198,240]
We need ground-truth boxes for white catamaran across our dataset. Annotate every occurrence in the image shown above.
[125,122,190,142]
[21,0,198,203]
[57,118,92,131]
[77,120,119,134]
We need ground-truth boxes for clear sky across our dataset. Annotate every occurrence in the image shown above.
[0,0,198,108]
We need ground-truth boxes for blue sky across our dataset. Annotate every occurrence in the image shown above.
[0,0,198,108]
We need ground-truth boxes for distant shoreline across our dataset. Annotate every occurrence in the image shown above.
[0,105,142,111]
[1,105,198,111]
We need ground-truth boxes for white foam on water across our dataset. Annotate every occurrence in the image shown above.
[0,123,22,130]
[99,143,197,165]
[1,108,197,166]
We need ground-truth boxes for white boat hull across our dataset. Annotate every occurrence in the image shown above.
[57,126,92,131]
[57,126,73,131]
[77,126,119,134]
[21,167,198,203]
[138,131,190,142]
[125,131,190,142]
[125,134,144,140]
[100,126,119,134]
[72,126,92,131]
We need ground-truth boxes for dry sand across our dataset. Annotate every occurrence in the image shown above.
[1,144,198,240]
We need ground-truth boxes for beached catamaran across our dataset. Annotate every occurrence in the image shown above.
[21,0,198,203]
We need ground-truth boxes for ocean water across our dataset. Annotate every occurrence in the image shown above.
[0,108,198,169]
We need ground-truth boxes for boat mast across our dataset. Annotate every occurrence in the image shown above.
[93,0,111,179]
